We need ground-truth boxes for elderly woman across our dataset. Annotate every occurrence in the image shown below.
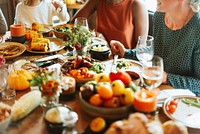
[14,0,70,28]
[0,8,7,34]
[110,0,200,96]
[71,0,149,49]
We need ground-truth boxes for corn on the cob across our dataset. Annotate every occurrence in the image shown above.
[11,90,41,122]
[31,38,50,52]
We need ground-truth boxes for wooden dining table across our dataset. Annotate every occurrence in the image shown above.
[0,32,196,134]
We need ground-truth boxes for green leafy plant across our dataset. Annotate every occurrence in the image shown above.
[29,68,62,96]
[63,26,93,50]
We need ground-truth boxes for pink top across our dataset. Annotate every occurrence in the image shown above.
[97,0,134,49]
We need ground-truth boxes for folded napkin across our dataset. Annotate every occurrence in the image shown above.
[157,89,196,107]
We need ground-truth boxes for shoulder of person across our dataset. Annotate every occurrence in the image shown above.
[132,0,147,16]
[132,0,146,13]
[132,0,145,8]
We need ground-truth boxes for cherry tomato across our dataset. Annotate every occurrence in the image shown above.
[169,100,178,106]
[168,103,177,114]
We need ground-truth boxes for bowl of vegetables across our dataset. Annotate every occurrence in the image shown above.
[53,24,73,39]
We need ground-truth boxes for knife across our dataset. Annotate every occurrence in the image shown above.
[34,59,57,67]
[35,51,73,62]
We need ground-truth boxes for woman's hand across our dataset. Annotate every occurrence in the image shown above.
[110,40,125,58]
[162,71,168,84]
[52,1,63,11]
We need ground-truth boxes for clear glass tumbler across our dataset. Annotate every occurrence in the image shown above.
[0,64,16,101]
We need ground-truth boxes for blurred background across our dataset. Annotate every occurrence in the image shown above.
[0,0,157,30]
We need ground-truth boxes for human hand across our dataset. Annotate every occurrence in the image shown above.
[52,0,62,9]
[110,40,125,58]
[162,71,168,84]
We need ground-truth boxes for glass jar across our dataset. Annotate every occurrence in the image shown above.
[40,91,59,109]
[73,45,88,58]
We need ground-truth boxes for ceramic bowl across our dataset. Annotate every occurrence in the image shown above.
[90,44,110,61]
[79,92,133,120]
[126,71,141,86]
[0,102,12,133]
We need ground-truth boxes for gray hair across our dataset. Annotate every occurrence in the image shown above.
[190,0,200,12]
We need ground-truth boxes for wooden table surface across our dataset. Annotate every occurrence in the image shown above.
[2,86,172,134]
[1,32,197,134]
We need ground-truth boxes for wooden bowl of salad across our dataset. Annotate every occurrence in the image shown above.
[53,24,73,39]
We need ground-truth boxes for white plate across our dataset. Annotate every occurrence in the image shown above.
[25,37,65,54]
[102,58,142,74]
[162,96,200,129]
[40,25,52,33]
[0,42,26,59]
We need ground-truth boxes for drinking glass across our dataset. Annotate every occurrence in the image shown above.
[141,56,164,91]
[136,35,154,64]
[0,64,16,100]
[74,17,89,30]
[0,36,3,43]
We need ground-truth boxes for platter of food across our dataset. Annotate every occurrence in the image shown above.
[61,56,96,83]
[0,42,26,59]
[25,37,65,54]
[162,95,200,129]
[103,58,142,74]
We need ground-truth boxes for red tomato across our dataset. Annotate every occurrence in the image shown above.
[168,104,177,114]
[109,71,132,85]
[169,100,178,106]
[109,72,118,81]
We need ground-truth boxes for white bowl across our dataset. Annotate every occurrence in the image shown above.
[0,102,12,133]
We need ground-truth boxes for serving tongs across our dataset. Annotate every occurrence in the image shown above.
[110,55,118,73]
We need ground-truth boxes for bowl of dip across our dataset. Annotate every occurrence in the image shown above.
[44,104,78,134]
[90,44,110,61]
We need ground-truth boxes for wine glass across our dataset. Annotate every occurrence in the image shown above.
[136,35,154,64]
[74,17,89,30]
[141,56,164,91]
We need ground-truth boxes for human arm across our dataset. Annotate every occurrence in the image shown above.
[110,40,137,60]
[0,9,7,34]
[132,0,149,48]
[71,0,98,23]
[52,1,70,23]
[167,45,200,96]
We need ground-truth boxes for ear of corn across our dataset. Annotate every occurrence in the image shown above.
[11,90,41,122]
